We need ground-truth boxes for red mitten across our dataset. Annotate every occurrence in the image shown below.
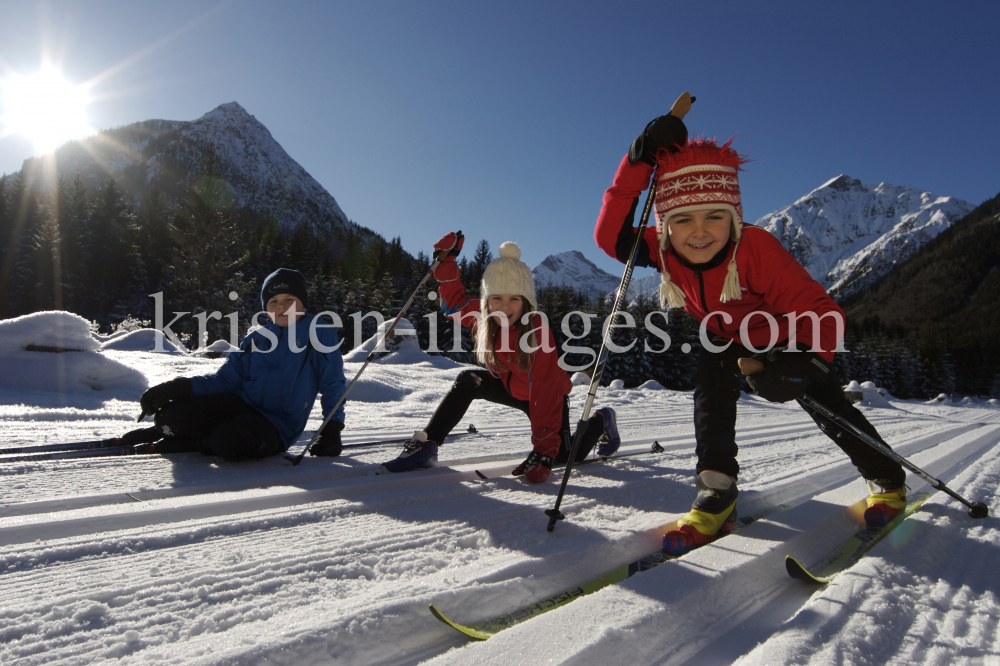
[433,231,464,260]
[524,461,552,484]
[433,259,461,283]
[513,451,554,484]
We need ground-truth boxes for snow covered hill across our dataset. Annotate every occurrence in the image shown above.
[18,102,361,239]
[755,175,974,298]
[2,313,999,665]
[532,250,622,297]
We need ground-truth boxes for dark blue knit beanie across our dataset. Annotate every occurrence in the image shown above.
[260,268,310,311]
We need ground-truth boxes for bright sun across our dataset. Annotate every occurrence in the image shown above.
[0,64,93,154]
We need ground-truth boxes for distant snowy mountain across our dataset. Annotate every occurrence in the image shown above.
[19,102,361,239]
[624,273,662,302]
[532,251,622,297]
[755,175,974,298]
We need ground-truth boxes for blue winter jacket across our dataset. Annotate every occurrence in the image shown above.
[189,313,347,448]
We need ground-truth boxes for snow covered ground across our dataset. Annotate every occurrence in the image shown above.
[2,316,999,665]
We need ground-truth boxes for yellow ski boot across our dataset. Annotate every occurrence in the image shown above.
[662,470,738,555]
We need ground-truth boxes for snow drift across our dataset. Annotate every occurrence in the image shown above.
[0,312,148,396]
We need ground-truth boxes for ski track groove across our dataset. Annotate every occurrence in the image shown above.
[2,376,998,665]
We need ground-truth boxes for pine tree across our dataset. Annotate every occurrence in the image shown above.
[167,145,253,346]
[85,179,136,320]
[29,203,62,312]
[55,174,90,313]
[465,239,492,296]
[7,180,46,316]
[0,175,12,318]
[137,188,173,295]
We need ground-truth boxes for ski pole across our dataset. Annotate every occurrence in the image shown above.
[737,357,989,519]
[545,179,658,532]
[289,232,462,466]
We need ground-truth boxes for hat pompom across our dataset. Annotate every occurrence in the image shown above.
[498,241,521,261]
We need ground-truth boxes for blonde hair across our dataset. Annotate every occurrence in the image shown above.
[476,298,537,374]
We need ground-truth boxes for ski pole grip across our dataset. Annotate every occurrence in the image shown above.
[738,358,764,376]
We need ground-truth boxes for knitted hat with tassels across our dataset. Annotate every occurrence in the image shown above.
[652,138,749,310]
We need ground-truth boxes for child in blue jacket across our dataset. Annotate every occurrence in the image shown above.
[122,268,347,459]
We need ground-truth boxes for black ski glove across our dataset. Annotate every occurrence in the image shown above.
[139,377,193,414]
[746,348,831,403]
[310,420,344,457]
[628,114,689,165]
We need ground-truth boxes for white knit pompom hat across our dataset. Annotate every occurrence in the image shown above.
[652,138,748,310]
[481,241,537,311]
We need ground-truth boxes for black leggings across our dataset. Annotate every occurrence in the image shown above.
[123,394,284,460]
[693,339,905,484]
[426,369,605,462]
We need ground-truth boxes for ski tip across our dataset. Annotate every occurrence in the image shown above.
[475,470,488,480]
[785,555,826,584]
[428,604,491,640]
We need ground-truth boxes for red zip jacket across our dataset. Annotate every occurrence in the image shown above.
[595,155,844,361]
[438,271,571,456]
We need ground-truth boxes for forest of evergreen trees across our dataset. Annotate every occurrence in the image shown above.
[1,145,997,398]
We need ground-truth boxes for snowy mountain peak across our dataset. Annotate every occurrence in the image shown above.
[757,177,974,298]
[19,102,359,240]
[532,251,621,297]
[189,102,273,140]
[816,174,865,193]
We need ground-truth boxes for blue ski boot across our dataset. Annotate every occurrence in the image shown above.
[379,431,438,474]
[594,407,621,457]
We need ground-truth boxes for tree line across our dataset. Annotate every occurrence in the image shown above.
[2,144,996,398]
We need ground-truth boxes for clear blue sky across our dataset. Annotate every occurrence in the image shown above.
[1,1,997,277]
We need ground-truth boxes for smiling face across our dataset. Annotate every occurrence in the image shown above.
[266,293,305,327]
[487,294,525,328]
[667,208,733,263]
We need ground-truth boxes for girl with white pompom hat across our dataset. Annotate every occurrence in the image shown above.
[379,235,620,484]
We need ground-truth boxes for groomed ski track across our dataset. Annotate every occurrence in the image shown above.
[2,374,999,664]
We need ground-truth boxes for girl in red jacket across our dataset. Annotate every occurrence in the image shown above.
[594,94,906,554]
[379,238,620,483]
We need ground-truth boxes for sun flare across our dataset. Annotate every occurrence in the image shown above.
[0,64,93,154]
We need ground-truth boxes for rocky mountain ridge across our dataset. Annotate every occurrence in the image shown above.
[756,175,974,297]
[19,102,362,240]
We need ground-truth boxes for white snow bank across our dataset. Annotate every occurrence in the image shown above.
[639,380,666,390]
[343,319,426,363]
[100,329,187,354]
[608,379,626,389]
[0,313,147,397]
[848,380,894,408]
[0,311,100,353]
[570,372,590,386]
[190,339,239,356]
[347,378,408,403]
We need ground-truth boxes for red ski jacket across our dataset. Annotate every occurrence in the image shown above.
[595,155,844,361]
[438,271,571,457]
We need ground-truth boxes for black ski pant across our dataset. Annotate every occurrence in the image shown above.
[123,394,284,460]
[693,340,905,486]
[425,369,606,462]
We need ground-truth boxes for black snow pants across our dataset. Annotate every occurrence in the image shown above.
[123,394,284,460]
[693,339,906,485]
[425,369,606,462]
